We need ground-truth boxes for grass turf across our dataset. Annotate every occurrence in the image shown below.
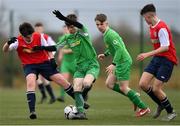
[0,87,179,125]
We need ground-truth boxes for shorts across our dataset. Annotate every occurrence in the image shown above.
[115,60,132,81]
[144,56,174,82]
[60,60,76,75]
[74,58,100,79]
[23,60,59,81]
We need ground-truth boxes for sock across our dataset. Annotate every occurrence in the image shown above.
[74,91,84,113]
[82,85,92,101]
[161,97,173,113]
[26,91,36,113]
[60,87,65,98]
[45,84,56,99]
[65,85,74,99]
[146,87,162,106]
[112,83,126,96]
[38,83,46,98]
[127,89,147,109]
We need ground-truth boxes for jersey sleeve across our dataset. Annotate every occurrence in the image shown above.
[104,49,110,56]
[47,36,56,46]
[40,34,49,46]
[108,35,123,63]
[158,28,170,47]
[57,35,68,49]
[8,40,18,51]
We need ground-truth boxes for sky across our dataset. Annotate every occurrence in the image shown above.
[1,0,180,38]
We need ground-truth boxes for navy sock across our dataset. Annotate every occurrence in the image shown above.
[45,84,56,99]
[82,85,92,101]
[27,91,36,113]
[38,83,46,98]
[161,97,173,113]
[65,85,74,99]
[146,87,162,106]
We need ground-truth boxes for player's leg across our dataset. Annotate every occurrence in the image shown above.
[153,79,176,121]
[57,73,71,102]
[26,73,37,119]
[82,74,94,101]
[105,73,125,96]
[49,73,74,99]
[153,60,176,121]
[82,60,100,101]
[43,77,56,104]
[119,80,150,117]
[37,75,47,104]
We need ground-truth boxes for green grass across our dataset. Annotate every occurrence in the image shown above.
[0,87,179,125]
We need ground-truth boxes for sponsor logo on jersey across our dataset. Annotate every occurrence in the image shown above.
[70,41,80,47]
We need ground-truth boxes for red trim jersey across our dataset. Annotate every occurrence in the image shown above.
[150,20,178,65]
[9,32,50,65]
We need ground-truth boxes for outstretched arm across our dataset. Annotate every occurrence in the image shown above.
[32,45,57,52]
[2,37,17,52]
[52,10,83,29]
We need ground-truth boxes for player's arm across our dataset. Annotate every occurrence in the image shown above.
[137,28,169,61]
[52,10,83,29]
[2,37,18,52]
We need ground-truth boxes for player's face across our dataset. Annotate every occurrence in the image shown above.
[95,20,107,33]
[143,12,154,25]
[35,26,44,33]
[67,25,76,34]
[22,34,32,43]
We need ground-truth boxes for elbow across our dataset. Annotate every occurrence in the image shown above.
[164,46,169,51]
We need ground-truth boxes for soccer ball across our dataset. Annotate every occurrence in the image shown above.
[64,105,77,119]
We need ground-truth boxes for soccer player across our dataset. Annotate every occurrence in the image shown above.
[34,22,56,104]
[2,22,74,120]
[56,25,76,103]
[36,10,100,119]
[138,4,177,121]
[95,13,150,117]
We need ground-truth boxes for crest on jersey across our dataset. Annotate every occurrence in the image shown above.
[154,32,157,37]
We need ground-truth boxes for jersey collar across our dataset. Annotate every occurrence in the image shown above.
[103,27,109,36]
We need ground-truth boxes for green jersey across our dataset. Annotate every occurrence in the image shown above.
[58,35,75,62]
[57,26,97,64]
[103,27,132,64]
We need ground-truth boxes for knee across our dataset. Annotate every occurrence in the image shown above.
[27,81,36,91]
[120,85,128,93]
[73,83,83,92]
[83,80,91,87]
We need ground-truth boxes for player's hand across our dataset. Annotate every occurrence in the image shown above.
[136,53,149,61]
[32,46,44,51]
[106,64,115,74]
[98,54,105,61]
[52,10,65,20]
[7,37,17,45]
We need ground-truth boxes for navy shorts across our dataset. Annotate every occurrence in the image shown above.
[144,56,174,82]
[23,60,59,81]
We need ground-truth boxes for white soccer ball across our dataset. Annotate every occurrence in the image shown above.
[64,105,77,119]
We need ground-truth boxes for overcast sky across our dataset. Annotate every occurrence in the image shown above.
[1,0,180,38]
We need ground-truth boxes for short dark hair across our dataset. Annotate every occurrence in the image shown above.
[94,14,107,22]
[65,14,77,26]
[140,4,156,15]
[19,22,34,37]
[34,22,43,27]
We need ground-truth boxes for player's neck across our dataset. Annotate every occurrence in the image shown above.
[151,16,159,26]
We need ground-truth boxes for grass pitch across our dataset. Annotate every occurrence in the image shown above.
[0,87,179,125]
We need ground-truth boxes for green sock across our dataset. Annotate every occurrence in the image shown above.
[60,87,65,98]
[112,83,126,96]
[127,89,147,109]
[74,92,84,113]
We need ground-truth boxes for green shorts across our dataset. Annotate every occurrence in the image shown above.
[74,58,100,79]
[115,60,132,81]
[60,60,76,75]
